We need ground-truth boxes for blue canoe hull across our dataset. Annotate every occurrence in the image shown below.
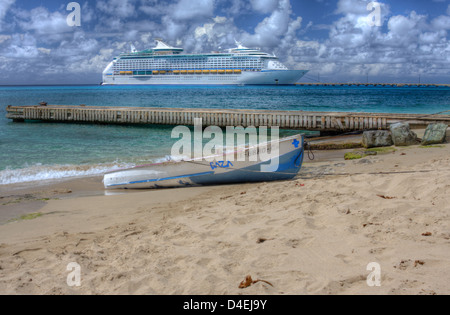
[104,135,305,189]
[190,147,304,186]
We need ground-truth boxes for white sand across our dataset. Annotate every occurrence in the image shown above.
[0,143,449,295]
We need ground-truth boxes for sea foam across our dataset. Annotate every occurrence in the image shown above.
[0,162,136,186]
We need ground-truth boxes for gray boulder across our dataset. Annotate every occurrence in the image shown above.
[362,130,393,148]
[421,123,448,145]
[389,122,419,146]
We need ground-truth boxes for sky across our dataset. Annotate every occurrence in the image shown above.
[0,0,449,84]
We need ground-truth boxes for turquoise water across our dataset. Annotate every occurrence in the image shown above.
[1,85,449,185]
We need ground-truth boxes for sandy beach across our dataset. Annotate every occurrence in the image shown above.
[0,133,449,295]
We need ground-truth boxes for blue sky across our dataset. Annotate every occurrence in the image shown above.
[0,0,449,84]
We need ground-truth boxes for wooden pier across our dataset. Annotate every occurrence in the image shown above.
[5,104,450,132]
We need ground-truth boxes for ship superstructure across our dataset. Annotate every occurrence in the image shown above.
[102,39,308,85]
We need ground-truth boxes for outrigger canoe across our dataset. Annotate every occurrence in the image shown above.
[103,134,304,189]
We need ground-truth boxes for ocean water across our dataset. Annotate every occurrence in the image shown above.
[1,85,449,186]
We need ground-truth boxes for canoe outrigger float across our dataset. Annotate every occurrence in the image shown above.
[103,134,304,189]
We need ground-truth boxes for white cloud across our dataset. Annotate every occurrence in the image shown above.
[177,15,238,53]
[67,48,115,73]
[388,12,424,36]
[431,14,450,30]
[0,35,11,44]
[55,31,99,57]
[17,7,70,36]
[3,33,39,59]
[38,47,51,55]
[220,0,251,16]
[335,0,369,15]
[1,0,450,84]
[96,0,137,19]
[0,0,14,20]
[194,16,231,46]
[172,0,215,21]
[140,2,167,16]
[296,0,450,81]
[160,15,187,41]
[250,0,279,14]
[195,22,215,39]
[0,0,15,30]
[241,0,299,48]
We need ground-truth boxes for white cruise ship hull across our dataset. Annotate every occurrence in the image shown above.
[102,70,308,86]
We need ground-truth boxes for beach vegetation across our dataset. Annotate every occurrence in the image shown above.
[365,147,397,154]
[2,198,23,206]
[20,213,43,220]
[419,145,445,149]
[344,153,363,160]
[1,196,59,206]
[8,212,43,223]
[310,142,362,150]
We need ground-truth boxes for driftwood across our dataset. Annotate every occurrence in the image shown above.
[238,275,274,289]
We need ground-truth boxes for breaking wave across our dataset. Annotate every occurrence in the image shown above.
[0,162,136,186]
[0,154,192,186]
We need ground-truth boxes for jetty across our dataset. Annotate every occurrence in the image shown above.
[5,104,450,132]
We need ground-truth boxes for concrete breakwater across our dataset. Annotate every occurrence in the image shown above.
[6,104,450,132]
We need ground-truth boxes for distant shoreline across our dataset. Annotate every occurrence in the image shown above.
[296,82,450,88]
[0,84,100,87]
[1,84,449,88]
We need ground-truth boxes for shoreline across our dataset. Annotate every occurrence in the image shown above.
[0,127,434,192]
[0,139,449,294]
[0,132,359,195]
[0,128,446,226]
[0,142,356,225]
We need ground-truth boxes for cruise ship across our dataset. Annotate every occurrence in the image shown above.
[102,39,308,85]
